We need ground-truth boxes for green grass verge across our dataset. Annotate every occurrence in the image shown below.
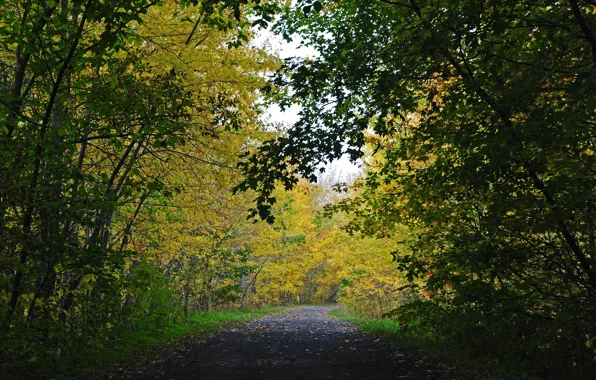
[329,307,538,380]
[329,308,402,336]
[70,306,286,379]
[119,306,286,348]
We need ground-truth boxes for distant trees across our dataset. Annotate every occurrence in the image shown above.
[241,180,407,315]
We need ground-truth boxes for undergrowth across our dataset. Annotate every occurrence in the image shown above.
[9,306,285,380]
[77,306,285,379]
[329,307,540,380]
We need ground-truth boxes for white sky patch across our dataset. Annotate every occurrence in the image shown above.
[253,28,362,182]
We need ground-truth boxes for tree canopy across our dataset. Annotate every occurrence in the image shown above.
[2,0,596,377]
[238,0,596,376]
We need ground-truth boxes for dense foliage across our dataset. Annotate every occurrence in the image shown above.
[239,0,596,377]
[0,2,402,376]
[0,0,283,375]
[4,0,596,377]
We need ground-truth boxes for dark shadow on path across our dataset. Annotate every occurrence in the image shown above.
[163,306,458,380]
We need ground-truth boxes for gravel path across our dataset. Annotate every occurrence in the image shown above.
[149,305,463,380]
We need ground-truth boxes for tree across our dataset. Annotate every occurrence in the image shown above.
[238,0,596,375]
[0,0,279,375]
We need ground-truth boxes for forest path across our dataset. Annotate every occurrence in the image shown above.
[138,305,465,380]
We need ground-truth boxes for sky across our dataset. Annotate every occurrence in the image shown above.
[253,29,362,183]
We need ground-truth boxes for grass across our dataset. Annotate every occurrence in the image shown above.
[329,308,403,336]
[329,307,538,380]
[68,306,286,379]
[120,306,285,348]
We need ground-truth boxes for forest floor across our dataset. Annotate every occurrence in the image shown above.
[111,305,476,380]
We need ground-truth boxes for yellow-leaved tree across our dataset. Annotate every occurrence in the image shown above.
[115,0,282,318]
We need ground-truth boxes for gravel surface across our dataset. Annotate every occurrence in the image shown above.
[121,305,467,380]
